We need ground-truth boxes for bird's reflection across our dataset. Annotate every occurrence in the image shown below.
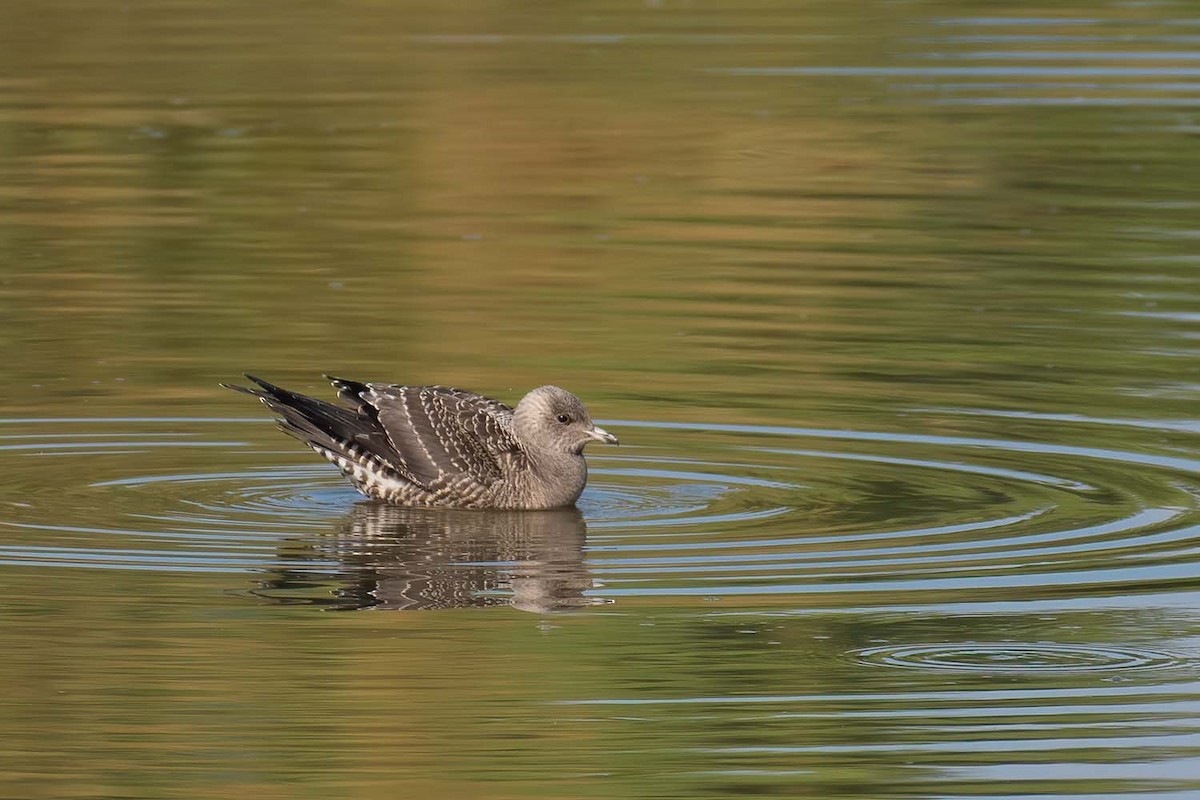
[256,502,597,612]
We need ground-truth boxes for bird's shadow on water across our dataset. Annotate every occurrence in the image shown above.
[251,502,598,613]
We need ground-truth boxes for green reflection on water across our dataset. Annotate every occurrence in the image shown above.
[2,0,1200,797]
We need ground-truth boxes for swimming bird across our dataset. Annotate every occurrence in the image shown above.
[222,374,619,510]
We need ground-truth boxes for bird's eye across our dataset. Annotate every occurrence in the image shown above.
[556,414,571,424]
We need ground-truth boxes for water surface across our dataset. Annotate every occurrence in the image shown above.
[2,2,1200,798]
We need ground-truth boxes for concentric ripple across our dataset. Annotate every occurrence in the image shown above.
[0,409,1199,611]
[850,642,1184,673]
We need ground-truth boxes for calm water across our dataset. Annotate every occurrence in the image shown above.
[3,1,1200,797]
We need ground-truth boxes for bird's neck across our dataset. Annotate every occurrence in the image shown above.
[526,450,588,508]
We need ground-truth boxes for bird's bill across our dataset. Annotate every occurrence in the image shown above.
[587,425,619,445]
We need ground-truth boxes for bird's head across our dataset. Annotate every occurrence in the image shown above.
[513,385,619,455]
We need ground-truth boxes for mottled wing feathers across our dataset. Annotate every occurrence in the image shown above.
[456,394,518,457]
[224,375,521,497]
[360,384,519,488]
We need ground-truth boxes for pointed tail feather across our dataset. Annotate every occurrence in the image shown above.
[221,374,409,487]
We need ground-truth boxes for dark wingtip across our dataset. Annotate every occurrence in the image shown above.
[326,374,372,401]
[220,381,256,396]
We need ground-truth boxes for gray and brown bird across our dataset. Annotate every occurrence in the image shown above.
[222,375,619,510]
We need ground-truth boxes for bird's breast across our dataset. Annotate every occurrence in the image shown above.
[520,453,588,509]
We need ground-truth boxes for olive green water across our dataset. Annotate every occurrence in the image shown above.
[3,1,1200,798]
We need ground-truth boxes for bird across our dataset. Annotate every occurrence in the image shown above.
[222,374,619,510]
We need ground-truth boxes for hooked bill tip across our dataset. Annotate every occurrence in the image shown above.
[589,425,619,446]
